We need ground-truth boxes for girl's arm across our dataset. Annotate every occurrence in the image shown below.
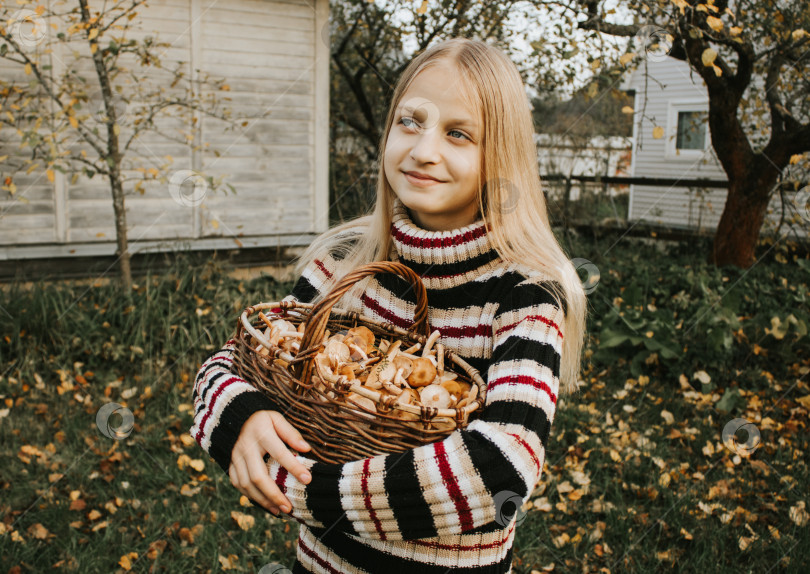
[267,277,565,541]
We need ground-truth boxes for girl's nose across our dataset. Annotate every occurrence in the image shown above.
[409,129,442,164]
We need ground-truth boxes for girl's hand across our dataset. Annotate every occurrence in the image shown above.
[229,410,312,515]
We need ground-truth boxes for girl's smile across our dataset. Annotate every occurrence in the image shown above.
[384,59,482,231]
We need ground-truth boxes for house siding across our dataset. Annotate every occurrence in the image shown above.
[0,0,328,260]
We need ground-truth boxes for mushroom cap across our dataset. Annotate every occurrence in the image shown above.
[346,326,375,349]
[407,357,437,387]
[338,364,356,381]
[392,355,414,379]
[346,393,377,416]
[419,384,452,409]
[324,339,351,367]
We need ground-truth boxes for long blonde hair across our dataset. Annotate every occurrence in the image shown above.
[293,38,587,396]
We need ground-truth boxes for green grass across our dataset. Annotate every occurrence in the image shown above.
[1,236,808,573]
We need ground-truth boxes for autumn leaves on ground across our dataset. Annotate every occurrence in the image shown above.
[0,234,808,573]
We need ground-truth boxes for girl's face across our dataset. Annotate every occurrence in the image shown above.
[383,60,482,231]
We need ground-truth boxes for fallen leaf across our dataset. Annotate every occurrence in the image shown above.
[231,510,255,531]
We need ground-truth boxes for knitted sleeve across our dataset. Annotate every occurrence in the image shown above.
[268,277,564,541]
[190,252,339,471]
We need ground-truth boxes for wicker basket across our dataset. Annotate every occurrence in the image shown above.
[232,261,487,464]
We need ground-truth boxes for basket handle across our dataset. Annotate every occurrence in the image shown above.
[293,261,430,384]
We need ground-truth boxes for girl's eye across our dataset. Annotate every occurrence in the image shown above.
[400,118,469,141]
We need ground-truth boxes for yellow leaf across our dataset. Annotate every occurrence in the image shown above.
[652,126,665,139]
[113,124,120,136]
[789,154,803,165]
[46,169,55,183]
[701,48,718,67]
[90,43,98,54]
[88,28,98,41]
[706,16,723,33]
[189,458,205,472]
[119,552,138,570]
[210,219,219,230]
[24,63,32,75]
[69,116,78,129]
[231,510,255,531]
[730,26,742,36]
[417,0,428,15]
[620,53,635,66]
[28,523,50,539]
[792,29,809,42]
[711,63,723,77]
[621,106,634,114]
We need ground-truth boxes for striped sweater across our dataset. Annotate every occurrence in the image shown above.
[191,198,566,573]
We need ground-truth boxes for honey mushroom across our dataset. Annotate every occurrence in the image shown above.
[419,384,452,409]
[258,318,477,420]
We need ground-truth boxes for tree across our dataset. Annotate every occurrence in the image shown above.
[575,0,810,268]
[1,1,250,288]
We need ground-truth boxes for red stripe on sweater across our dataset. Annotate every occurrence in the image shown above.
[360,293,413,329]
[298,536,342,573]
[434,323,492,340]
[495,314,563,340]
[314,259,333,279]
[391,222,488,249]
[410,522,515,550]
[361,458,387,540]
[193,376,241,443]
[276,467,288,494]
[433,441,474,531]
[487,375,558,405]
[506,433,540,471]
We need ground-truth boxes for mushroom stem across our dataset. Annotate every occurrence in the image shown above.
[422,330,441,357]
[436,343,445,378]
[403,342,421,354]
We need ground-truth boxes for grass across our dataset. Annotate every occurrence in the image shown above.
[0,234,808,573]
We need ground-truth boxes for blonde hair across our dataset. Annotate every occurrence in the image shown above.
[293,38,587,396]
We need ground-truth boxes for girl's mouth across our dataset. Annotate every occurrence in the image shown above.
[403,171,443,187]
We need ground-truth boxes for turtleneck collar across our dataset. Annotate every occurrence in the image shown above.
[389,197,502,289]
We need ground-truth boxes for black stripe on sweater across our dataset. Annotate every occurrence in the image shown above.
[304,461,359,537]
[384,449,439,540]
[480,399,553,448]
[460,428,525,499]
[308,527,515,573]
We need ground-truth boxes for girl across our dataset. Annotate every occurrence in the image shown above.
[192,37,587,573]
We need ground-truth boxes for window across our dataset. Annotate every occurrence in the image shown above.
[676,111,707,150]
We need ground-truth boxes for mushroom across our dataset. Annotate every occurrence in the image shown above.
[419,384,452,409]
[345,326,375,352]
[338,364,356,381]
[323,339,351,368]
[346,392,377,417]
[422,330,441,357]
[392,355,414,379]
[407,357,437,387]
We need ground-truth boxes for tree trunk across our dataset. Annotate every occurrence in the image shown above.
[110,171,132,290]
[709,170,778,268]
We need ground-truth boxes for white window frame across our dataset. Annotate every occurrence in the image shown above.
[665,100,710,160]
